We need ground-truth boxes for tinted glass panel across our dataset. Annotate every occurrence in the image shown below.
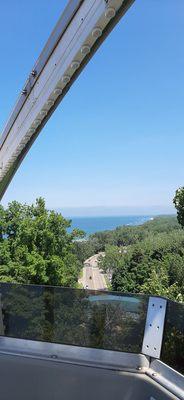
[161,300,184,375]
[0,283,148,353]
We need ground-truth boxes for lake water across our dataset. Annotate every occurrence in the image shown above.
[69,215,152,236]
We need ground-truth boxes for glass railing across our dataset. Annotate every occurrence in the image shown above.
[0,283,148,353]
[161,299,184,374]
[0,283,183,375]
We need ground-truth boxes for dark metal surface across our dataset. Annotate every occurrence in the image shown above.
[0,337,149,371]
[0,353,178,400]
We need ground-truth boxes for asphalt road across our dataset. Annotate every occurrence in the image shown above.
[79,254,107,290]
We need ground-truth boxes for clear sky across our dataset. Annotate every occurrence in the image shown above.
[0,0,184,215]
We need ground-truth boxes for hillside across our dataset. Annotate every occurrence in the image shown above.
[74,216,184,302]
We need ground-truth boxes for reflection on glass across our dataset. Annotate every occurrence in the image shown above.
[161,300,184,374]
[0,283,148,353]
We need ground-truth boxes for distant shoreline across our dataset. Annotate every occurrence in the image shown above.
[64,213,175,219]
[68,214,177,237]
[68,215,153,236]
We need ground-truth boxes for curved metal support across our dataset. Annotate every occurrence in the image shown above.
[0,0,134,199]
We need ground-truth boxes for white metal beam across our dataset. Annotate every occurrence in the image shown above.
[0,0,134,199]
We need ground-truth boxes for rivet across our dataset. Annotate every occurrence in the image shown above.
[32,119,41,127]
[54,88,62,96]
[92,27,102,39]
[105,7,116,19]
[81,45,90,55]
[21,89,27,95]
[28,128,35,134]
[31,69,37,77]
[62,75,70,84]
[47,100,54,107]
[50,354,58,359]
[71,60,80,70]
[39,110,47,117]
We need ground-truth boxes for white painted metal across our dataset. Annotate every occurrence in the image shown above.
[0,0,134,198]
[142,296,167,359]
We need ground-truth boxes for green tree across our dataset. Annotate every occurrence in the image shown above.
[0,198,83,286]
[173,187,184,227]
[100,230,184,301]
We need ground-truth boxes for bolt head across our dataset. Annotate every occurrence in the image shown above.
[21,89,27,95]
[31,69,37,77]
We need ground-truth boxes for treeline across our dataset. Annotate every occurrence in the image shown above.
[0,196,184,302]
[75,216,184,302]
[0,198,83,287]
[74,216,180,258]
[101,229,184,302]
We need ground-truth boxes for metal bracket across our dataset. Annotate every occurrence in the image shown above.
[142,296,167,359]
[148,359,184,400]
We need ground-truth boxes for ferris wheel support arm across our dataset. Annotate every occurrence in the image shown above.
[0,0,134,199]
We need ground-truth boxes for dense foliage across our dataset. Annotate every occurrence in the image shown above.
[74,216,181,260]
[101,230,184,302]
[173,186,184,227]
[0,196,184,302]
[75,216,184,302]
[0,198,83,287]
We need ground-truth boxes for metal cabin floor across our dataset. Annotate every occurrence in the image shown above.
[0,353,178,400]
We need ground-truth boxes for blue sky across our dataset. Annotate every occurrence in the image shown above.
[0,0,184,215]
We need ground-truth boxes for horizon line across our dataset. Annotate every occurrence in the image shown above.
[62,213,175,219]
